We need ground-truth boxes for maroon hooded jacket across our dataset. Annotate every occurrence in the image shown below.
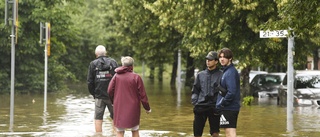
[107,66,151,128]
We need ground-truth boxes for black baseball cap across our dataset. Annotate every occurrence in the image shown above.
[205,51,218,60]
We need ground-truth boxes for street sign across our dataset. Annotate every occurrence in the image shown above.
[260,30,288,38]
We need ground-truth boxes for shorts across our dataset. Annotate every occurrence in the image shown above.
[116,125,139,132]
[94,98,113,120]
[193,106,221,136]
[220,110,239,128]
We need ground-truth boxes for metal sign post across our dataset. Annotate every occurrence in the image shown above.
[5,0,18,131]
[286,36,294,132]
[40,22,50,112]
[260,30,294,132]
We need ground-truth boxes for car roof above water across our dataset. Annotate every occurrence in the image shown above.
[282,70,320,85]
[295,70,320,75]
[249,71,268,83]
[268,72,286,79]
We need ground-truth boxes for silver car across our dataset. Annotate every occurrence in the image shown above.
[250,73,285,98]
[277,70,320,106]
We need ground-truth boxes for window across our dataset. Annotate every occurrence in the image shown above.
[296,75,320,89]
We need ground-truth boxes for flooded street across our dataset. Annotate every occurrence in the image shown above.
[1,80,320,137]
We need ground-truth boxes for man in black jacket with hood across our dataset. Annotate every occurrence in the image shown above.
[87,45,118,133]
[191,51,223,137]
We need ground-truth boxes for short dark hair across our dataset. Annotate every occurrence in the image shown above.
[219,48,233,59]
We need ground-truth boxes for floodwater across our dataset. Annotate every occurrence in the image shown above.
[1,80,320,137]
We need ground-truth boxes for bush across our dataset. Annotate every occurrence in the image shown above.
[242,96,254,106]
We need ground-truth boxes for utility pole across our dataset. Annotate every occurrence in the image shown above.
[287,35,294,132]
[5,0,18,131]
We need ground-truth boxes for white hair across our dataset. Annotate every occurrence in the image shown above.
[121,56,134,67]
[95,45,107,56]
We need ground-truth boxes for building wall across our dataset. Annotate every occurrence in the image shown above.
[307,56,320,70]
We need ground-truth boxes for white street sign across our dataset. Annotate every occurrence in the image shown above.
[260,30,288,38]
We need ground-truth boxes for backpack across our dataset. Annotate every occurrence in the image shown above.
[95,57,114,82]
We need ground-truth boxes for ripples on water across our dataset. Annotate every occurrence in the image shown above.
[1,81,320,137]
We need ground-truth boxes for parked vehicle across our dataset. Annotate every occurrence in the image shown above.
[249,70,268,83]
[269,72,286,81]
[277,70,320,106]
[250,73,285,98]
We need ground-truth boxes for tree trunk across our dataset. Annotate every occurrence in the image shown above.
[314,49,319,70]
[170,50,178,86]
[149,65,155,80]
[240,66,251,97]
[158,63,163,82]
[185,51,195,87]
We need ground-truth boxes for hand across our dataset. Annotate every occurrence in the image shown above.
[213,108,222,115]
[146,109,151,114]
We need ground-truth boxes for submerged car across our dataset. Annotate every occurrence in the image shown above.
[277,70,320,106]
[249,70,268,83]
[250,73,285,98]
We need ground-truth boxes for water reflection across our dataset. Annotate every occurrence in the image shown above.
[1,80,320,136]
[42,111,48,130]
[176,82,182,107]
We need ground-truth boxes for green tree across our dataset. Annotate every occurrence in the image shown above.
[263,0,320,69]
[0,0,84,93]
[1,0,320,94]
[144,0,320,94]
[106,0,184,84]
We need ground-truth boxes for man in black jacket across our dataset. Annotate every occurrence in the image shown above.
[191,51,223,137]
[87,45,118,133]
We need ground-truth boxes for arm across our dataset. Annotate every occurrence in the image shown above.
[107,76,116,104]
[137,76,151,112]
[87,63,95,98]
[110,58,119,74]
[191,73,201,105]
[220,70,238,107]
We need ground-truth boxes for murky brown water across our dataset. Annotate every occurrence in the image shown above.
[1,80,320,137]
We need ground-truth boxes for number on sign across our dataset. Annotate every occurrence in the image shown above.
[259,30,288,38]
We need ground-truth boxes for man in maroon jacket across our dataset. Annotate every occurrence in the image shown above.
[108,56,151,137]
